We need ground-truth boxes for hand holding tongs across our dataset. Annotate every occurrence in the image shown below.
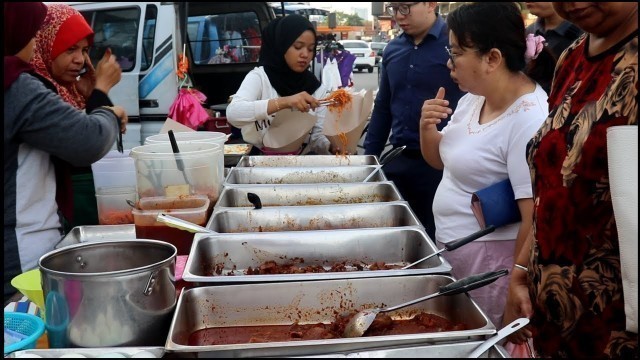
[291,99,336,112]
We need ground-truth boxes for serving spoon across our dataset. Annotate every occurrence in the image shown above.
[468,317,530,358]
[343,269,508,338]
[401,225,496,269]
[362,145,406,182]
[156,213,216,234]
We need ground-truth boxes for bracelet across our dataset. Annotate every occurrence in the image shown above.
[514,264,529,273]
[274,98,281,112]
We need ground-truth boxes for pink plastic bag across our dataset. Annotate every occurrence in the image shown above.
[168,88,211,130]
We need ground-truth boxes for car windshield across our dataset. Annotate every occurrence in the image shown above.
[341,42,369,49]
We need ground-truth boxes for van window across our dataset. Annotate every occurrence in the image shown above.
[141,5,157,71]
[81,7,140,72]
[187,11,262,65]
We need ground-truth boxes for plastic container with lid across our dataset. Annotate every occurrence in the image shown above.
[129,142,222,206]
[132,195,210,256]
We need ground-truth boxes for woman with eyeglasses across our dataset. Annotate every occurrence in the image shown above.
[418,2,556,329]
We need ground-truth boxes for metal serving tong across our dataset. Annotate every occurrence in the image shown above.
[317,99,336,107]
[290,99,336,112]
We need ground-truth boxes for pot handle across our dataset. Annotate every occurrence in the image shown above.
[143,271,157,296]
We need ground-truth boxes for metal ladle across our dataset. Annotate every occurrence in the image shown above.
[342,269,509,338]
[247,192,262,209]
[401,225,496,269]
[362,145,406,182]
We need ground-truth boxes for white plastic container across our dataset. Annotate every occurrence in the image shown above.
[95,186,136,225]
[129,142,222,206]
[144,132,226,184]
[91,150,137,193]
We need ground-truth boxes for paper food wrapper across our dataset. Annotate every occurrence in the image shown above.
[161,118,196,134]
[262,109,318,152]
[323,89,374,154]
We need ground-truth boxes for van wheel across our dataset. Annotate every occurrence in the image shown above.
[367,67,374,73]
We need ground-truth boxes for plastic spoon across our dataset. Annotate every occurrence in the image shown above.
[343,269,509,338]
[362,145,406,182]
[156,213,216,234]
[401,225,496,269]
[167,130,192,188]
[468,317,530,358]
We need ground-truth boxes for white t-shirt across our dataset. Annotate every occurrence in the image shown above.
[433,84,548,243]
[226,66,331,154]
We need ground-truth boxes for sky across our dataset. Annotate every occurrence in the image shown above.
[309,2,373,19]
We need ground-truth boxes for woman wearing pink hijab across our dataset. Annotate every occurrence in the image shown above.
[4,2,127,304]
[30,3,123,230]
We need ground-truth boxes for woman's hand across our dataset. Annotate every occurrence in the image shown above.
[283,91,320,112]
[502,271,534,344]
[76,52,97,99]
[100,105,129,134]
[420,87,451,130]
[93,48,122,94]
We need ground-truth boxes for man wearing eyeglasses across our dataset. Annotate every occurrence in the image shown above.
[364,2,465,240]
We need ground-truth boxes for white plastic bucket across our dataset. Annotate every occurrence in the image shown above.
[91,150,137,193]
[130,142,222,206]
[144,132,226,184]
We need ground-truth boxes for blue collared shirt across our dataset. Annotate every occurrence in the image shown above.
[364,15,465,156]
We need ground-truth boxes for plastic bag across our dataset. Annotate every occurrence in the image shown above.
[321,59,342,91]
[168,88,211,130]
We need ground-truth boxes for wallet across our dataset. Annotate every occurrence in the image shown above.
[471,179,521,229]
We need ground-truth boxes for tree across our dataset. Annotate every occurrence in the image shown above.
[316,11,365,27]
[345,13,364,26]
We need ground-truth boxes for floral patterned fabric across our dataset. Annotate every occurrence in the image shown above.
[525,33,638,358]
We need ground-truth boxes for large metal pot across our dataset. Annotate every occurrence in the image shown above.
[38,239,176,348]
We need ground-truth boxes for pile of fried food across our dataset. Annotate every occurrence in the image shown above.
[322,88,353,116]
[210,258,398,276]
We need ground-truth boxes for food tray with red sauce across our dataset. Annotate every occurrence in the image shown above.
[164,274,495,357]
[182,227,451,284]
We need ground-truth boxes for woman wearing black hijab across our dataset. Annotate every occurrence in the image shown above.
[227,14,334,155]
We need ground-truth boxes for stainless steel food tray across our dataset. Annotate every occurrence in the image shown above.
[215,182,403,209]
[55,224,136,249]
[206,202,423,233]
[6,347,164,358]
[235,155,380,167]
[182,227,451,284]
[165,275,495,357]
[298,342,510,358]
[223,166,387,185]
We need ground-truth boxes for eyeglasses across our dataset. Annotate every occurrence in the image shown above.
[445,46,481,69]
[386,2,421,16]
[444,46,458,68]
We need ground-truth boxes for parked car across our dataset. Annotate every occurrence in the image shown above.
[369,42,387,66]
[338,40,376,73]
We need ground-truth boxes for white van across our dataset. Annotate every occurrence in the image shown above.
[68,2,275,147]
